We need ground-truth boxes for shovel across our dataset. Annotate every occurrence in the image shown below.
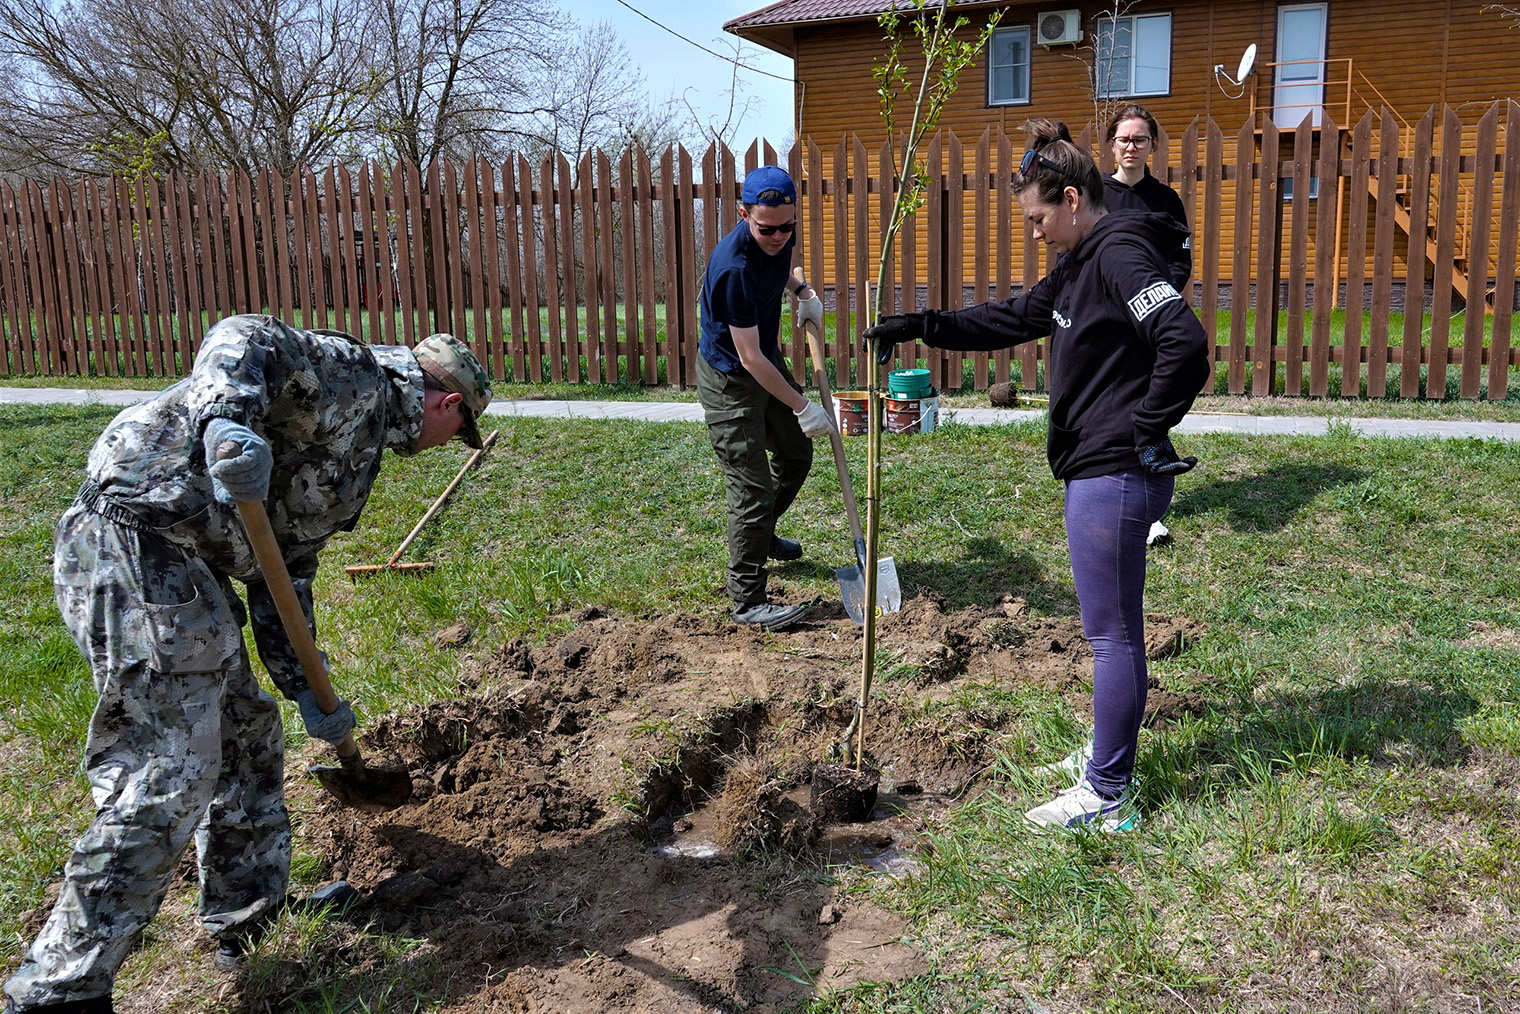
[221,445,413,813]
[800,312,902,625]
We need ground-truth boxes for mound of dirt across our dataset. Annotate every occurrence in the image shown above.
[263,596,1206,1013]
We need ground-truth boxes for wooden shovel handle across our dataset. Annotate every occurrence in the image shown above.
[221,448,359,762]
[802,320,865,546]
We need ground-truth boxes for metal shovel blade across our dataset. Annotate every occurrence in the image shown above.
[837,556,904,626]
[311,753,414,814]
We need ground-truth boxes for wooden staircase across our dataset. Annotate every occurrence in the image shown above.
[1341,132,1479,307]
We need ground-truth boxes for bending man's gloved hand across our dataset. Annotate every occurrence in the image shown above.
[794,400,835,439]
[1137,436,1198,475]
[204,417,273,503]
[295,688,356,746]
[795,289,824,334]
[862,313,925,366]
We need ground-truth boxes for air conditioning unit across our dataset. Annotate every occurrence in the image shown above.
[1036,9,1083,47]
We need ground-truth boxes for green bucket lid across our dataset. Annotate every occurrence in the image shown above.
[888,368,932,395]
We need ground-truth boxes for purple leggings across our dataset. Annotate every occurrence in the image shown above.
[1064,469,1174,797]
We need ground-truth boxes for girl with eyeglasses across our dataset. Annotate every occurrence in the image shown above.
[863,119,1208,832]
[1104,104,1192,293]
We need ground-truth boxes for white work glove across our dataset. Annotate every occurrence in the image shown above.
[795,289,824,333]
[294,688,356,745]
[794,400,835,439]
[203,417,273,504]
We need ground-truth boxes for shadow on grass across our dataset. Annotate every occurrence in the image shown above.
[895,536,1076,614]
[1168,462,1367,533]
[1150,677,1479,806]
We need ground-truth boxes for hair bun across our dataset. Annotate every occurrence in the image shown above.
[1025,117,1075,150]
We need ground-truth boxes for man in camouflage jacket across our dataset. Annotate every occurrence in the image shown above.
[4,315,491,1014]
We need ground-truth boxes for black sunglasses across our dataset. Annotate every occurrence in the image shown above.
[753,220,796,236]
[1018,148,1063,176]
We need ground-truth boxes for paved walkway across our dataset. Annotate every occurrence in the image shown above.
[4,387,1519,442]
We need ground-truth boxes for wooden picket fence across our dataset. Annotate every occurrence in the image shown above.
[1,102,1517,398]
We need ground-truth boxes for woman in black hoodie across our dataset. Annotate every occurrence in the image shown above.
[864,119,1209,832]
[1103,103,1192,293]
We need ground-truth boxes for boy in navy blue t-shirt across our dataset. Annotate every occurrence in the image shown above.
[696,166,830,631]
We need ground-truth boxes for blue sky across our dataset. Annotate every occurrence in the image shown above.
[571,0,798,145]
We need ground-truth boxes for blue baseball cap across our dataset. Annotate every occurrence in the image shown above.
[741,166,796,205]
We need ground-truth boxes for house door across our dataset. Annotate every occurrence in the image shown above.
[1274,3,1327,127]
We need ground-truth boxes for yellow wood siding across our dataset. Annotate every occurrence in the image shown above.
[785,0,1518,298]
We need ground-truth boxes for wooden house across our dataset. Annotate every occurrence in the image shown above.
[725,0,1520,310]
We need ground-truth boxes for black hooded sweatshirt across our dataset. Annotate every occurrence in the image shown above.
[1104,168,1192,292]
[919,211,1209,481]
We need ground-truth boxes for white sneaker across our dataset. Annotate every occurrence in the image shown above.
[1024,778,1138,832]
[1036,739,1093,785]
[1147,520,1171,546]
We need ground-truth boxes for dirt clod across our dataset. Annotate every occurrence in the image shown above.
[433,622,471,649]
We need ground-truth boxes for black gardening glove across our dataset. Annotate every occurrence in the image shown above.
[862,313,926,366]
[1137,436,1198,475]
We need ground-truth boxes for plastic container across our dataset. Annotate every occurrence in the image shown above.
[887,368,933,398]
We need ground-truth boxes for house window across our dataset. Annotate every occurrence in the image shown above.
[987,26,1031,105]
[1095,13,1172,97]
[1281,176,1320,201]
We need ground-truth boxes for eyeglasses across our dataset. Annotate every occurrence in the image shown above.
[752,220,796,236]
[1019,148,1062,176]
[1113,136,1152,149]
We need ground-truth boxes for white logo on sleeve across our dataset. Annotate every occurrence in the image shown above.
[1128,281,1182,321]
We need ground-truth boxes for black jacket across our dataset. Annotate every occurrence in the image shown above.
[1103,169,1192,292]
[920,212,1209,480]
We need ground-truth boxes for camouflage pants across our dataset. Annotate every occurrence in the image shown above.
[5,501,290,1008]
[696,356,814,606]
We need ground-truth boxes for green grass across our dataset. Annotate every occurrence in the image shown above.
[2,403,1519,1011]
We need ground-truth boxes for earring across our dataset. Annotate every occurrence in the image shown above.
[1072,214,1077,226]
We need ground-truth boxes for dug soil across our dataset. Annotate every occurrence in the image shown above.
[252,595,1204,1013]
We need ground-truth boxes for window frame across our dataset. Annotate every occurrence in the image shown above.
[986,24,1033,107]
[1093,11,1174,99]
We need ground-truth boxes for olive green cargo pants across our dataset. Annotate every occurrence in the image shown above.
[696,356,814,607]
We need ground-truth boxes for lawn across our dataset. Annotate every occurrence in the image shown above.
[1,400,1518,1012]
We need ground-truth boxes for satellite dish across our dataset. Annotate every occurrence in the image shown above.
[1236,44,1258,83]
[1215,43,1258,96]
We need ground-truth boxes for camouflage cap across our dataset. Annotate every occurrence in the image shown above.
[414,334,492,449]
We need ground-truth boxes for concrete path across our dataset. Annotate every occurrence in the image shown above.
[4,387,1519,442]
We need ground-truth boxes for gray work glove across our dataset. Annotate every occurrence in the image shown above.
[794,400,835,439]
[1137,436,1198,475]
[204,417,272,504]
[795,290,824,333]
[294,688,356,746]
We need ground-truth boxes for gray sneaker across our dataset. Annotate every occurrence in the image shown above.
[733,601,808,631]
[1025,778,1139,832]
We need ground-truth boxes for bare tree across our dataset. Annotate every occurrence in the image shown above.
[0,0,381,176]
[525,20,672,175]
[0,0,682,178]
[1065,0,1142,143]
[366,0,567,167]
[677,37,761,152]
